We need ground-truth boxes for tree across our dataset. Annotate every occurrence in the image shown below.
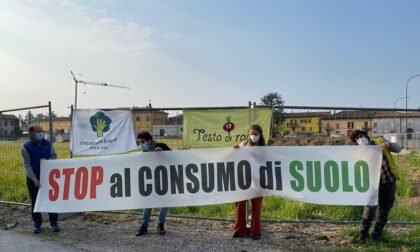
[23,111,35,127]
[260,92,285,123]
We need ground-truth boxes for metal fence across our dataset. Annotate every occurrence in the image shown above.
[0,103,53,204]
[1,103,419,224]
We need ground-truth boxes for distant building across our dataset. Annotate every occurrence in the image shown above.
[0,114,20,136]
[132,108,169,134]
[277,112,330,136]
[321,110,420,137]
[322,111,372,137]
[39,117,72,134]
[371,111,420,136]
[153,125,183,137]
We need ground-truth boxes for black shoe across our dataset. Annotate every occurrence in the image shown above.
[372,231,382,241]
[252,235,261,240]
[157,223,166,235]
[356,233,368,244]
[51,224,60,232]
[136,225,148,236]
[33,224,41,234]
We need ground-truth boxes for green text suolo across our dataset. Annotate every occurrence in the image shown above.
[289,160,370,193]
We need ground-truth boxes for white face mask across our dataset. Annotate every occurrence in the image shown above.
[250,134,260,143]
[357,137,369,145]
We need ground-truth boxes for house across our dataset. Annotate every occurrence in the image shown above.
[321,111,373,137]
[153,125,183,137]
[277,112,330,136]
[131,107,169,134]
[0,114,20,137]
[321,110,420,137]
[39,117,72,134]
[371,111,420,136]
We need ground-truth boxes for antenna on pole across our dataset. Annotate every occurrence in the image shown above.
[70,71,131,109]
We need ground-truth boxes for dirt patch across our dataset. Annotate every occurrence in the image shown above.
[399,196,420,209]
[0,203,416,251]
[270,137,354,147]
[0,204,351,251]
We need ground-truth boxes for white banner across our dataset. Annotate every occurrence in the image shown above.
[70,109,137,155]
[35,146,382,213]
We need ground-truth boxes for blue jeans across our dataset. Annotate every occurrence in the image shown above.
[141,208,168,227]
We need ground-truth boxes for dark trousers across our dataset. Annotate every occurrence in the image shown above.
[360,182,396,235]
[234,197,263,236]
[27,177,58,226]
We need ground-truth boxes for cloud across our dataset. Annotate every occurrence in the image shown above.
[0,0,160,114]
[0,0,155,57]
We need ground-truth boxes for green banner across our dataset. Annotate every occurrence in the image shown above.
[183,108,272,148]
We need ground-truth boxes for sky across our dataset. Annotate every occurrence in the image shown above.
[1,0,420,116]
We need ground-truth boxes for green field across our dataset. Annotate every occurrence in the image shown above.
[1,140,419,222]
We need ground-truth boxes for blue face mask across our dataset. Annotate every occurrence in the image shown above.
[35,132,44,141]
[141,143,149,152]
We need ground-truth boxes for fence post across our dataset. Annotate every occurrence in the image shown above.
[48,101,53,142]
[0,111,2,137]
[70,105,73,158]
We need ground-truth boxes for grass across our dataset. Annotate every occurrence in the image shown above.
[1,141,419,222]
[0,141,70,203]
[339,226,420,251]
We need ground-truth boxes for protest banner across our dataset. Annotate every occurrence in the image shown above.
[71,109,137,155]
[183,108,272,148]
[35,146,382,213]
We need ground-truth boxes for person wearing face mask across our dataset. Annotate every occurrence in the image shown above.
[135,131,169,236]
[21,125,59,233]
[350,130,401,244]
[232,124,265,240]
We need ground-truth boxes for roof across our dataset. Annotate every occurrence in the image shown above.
[283,111,331,118]
[52,117,71,121]
[39,117,71,122]
[0,114,19,120]
[323,110,420,120]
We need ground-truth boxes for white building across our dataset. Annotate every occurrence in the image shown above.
[153,125,183,137]
[0,114,19,136]
[372,111,420,136]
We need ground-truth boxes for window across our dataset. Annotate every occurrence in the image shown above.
[146,116,149,122]
[309,127,312,131]
[308,119,312,123]
[302,127,305,131]
[286,123,289,127]
[373,122,377,128]
[136,116,140,122]
[364,121,368,129]
[336,123,340,129]
[347,122,354,129]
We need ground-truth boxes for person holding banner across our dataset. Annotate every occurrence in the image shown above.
[351,130,401,244]
[136,132,169,236]
[21,125,60,233]
[232,124,265,240]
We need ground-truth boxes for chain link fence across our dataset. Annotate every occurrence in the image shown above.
[0,103,53,203]
[1,104,419,224]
